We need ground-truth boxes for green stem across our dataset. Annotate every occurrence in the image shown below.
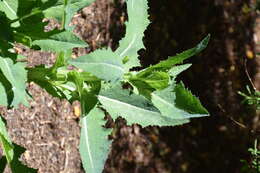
[10,9,42,24]
[80,98,87,117]
[61,0,68,30]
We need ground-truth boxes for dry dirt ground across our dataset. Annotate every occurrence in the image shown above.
[0,0,260,173]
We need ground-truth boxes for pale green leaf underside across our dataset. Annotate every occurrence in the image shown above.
[169,64,192,77]
[0,116,14,163]
[69,49,124,82]
[151,85,208,120]
[80,107,112,173]
[0,57,28,107]
[0,0,18,21]
[115,0,150,70]
[0,83,8,106]
[42,0,64,21]
[32,31,87,52]
[98,85,189,127]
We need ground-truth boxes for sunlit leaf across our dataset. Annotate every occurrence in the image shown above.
[98,85,189,127]
[0,57,28,107]
[32,31,87,52]
[69,49,124,82]
[80,107,112,173]
[115,0,150,70]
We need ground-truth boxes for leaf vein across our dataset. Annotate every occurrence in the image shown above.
[119,34,137,58]
[3,1,16,16]
[83,118,94,170]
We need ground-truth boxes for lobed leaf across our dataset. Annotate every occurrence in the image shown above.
[79,107,112,173]
[115,0,150,70]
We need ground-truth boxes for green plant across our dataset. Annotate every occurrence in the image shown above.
[249,140,260,172]
[241,140,260,173]
[239,59,260,173]
[0,0,210,172]
[238,86,260,110]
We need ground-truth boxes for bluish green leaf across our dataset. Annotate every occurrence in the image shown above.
[42,0,63,21]
[32,31,87,52]
[0,0,42,27]
[115,0,150,70]
[168,64,192,77]
[69,49,124,82]
[80,107,112,173]
[0,0,18,22]
[0,82,8,106]
[98,85,189,127]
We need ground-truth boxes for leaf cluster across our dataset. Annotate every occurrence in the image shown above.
[0,0,210,173]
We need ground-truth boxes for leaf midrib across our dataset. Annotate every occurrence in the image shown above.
[3,1,16,16]
[119,34,137,58]
[98,95,159,115]
[82,117,94,171]
[72,62,124,72]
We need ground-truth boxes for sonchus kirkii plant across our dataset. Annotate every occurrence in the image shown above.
[0,0,210,172]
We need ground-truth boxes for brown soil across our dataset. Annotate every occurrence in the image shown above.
[0,0,259,173]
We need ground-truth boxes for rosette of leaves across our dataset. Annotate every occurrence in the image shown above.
[0,0,210,173]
